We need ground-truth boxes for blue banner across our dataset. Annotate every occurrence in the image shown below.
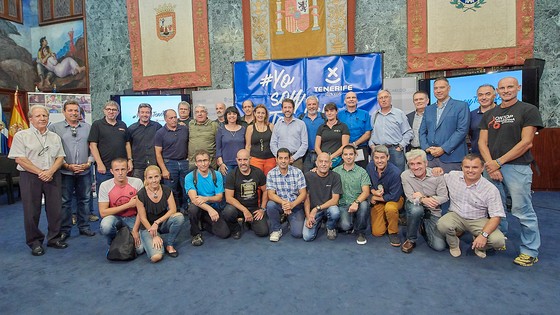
[233,53,383,122]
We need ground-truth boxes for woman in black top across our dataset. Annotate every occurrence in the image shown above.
[315,102,350,168]
[135,165,185,262]
[245,104,276,175]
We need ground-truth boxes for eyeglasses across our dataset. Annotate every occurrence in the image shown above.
[70,127,77,137]
[104,108,118,112]
[38,146,50,156]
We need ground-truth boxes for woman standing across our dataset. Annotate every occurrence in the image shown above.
[216,106,246,175]
[135,165,185,263]
[245,104,276,175]
[315,103,350,168]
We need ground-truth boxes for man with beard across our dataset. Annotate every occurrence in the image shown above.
[270,98,308,171]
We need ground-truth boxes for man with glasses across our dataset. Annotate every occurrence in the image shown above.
[9,105,67,256]
[127,103,162,179]
[49,99,96,241]
[88,100,132,195]
[185,149,230,246]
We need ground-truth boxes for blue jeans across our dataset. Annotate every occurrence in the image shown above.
[303,206,340,241]
[405,201,446,251]
[489,164,540,257]
[139,213,184,259]
[483,170,509,235]
[95,169,114,198]
[387,146,405,172]
[303,151,317,173]
[61,173,92,234]
[99,215,137,245]
[163,159,189,209]
[338,201,369,234]
[266,201,304,238]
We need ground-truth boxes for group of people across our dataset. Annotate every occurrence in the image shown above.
[8,76,542,267]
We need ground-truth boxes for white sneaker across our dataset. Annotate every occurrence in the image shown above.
[269,230,283,242]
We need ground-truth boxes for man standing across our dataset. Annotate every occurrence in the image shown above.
[177,101,192,126]
[155,109,189,210]
[241,100,255,126]
[479,76,543,267]
[333,145,371,245]
[369,90,413,171]
[469,84,496,154]
[98,158,144,253]
[185,149,230,246]
[437,154,505,259]
[266,148,307,242]
[300,95,325,172]
[49,100,95,240]
[270,98,308,170]
[400,149,447,253]
[338,91,372,169]
[223,149,269,239]
[188,104,219,169]
[127,103,162,178]
[302,152,342,241]
[419,78,469,173]
[407,91,429,151]
[88,100,132,194]
[9,105,67,256]
[366,145,404,246]
[215,102,226,127]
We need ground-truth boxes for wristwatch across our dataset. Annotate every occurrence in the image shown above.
[316,205,322,212]
[481,231,489,238]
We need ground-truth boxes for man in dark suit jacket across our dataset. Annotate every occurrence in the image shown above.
[407,91,429,151]
[419,78,469,173]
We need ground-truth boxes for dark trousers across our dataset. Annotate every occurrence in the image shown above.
[20,171,62,248]
[222,204,269,237]
[187,203,230,238]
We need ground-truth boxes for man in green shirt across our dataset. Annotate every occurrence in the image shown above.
[333,145,371,245]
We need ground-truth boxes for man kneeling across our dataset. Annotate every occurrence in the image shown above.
[437,154,506,258]
[223,149,269,239]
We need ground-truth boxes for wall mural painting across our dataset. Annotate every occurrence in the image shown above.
[0,0,87,92]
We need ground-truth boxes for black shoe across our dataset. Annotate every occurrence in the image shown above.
[166,249,179,258]
[47,240,68,249]
[31,245,44,256]
[232,230,241,240]
[79,229,96,237]
[59,232,69,242]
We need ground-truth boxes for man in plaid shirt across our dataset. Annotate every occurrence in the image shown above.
[437,154,506,259]
[266,148,307,242]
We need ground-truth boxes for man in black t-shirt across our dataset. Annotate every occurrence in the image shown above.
[223,149,269,239]
[479,77,544,267]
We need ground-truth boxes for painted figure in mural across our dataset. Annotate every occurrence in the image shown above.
[36,30,86,88]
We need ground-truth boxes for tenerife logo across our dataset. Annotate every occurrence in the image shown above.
[275,0,321,35]
[155,3,176,42]
[450,0,486,12]
[313,66,353,95]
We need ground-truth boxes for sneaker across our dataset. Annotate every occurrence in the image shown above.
[326,228,337,240]
[513,253,538,267]
[356,233,367,245]
[449,246,461,257]
[388,233,401,247]
[191,234,204,246]
[401,239,416,253]
[474,248,487,259]
[269,230,283,242]
[89,214,99,222]
[232,230,241,240]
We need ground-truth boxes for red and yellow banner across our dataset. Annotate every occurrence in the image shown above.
[8,91,29,148]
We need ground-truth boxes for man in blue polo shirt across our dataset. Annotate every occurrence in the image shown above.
[300,95,325,172]
[155,109,189,210]
[338,91,372,169]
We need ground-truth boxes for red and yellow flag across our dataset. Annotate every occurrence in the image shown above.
[8,90,29,148]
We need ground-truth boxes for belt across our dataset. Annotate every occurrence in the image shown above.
[374,144,398,148]
[411,146,421,150]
